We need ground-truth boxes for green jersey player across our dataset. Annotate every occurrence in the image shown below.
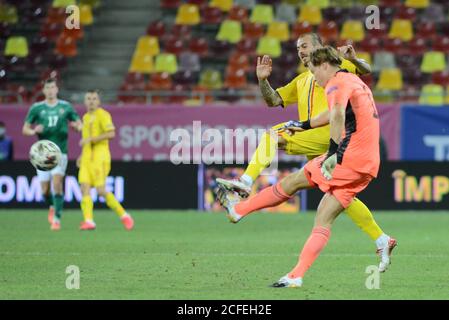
[22,79,82,231]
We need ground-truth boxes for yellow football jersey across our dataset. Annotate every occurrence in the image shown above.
[276,59,358,122]
[80,108,114,164]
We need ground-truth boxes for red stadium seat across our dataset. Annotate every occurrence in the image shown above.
[40,22,64,41]
[172,70,198,88]
[186,0,208,9]
[322,7,345,25]
[146,20,165,37]
[383,38,405,54]
[202,6,223,24]
[235,38,257,55]
[228,52,250,71]
[365,21,388,41]
[124,72,146,86]
[170,24,192,40]
[291,21,313,40]
[55,34,77,57]
[277,52,298,71]
[45,7,67,24]
[395,5,416,20]
[408,37,428,56]
[432,36,449,53]
[40,69,61,82]
[147,72,173,90]
[318,20,339,42]
[359,37,381,54]
[209,39,232,57]
[164,37,184,56]
[243,22,265,40]
[48,54,67,69]
[227,6,248,22]
[432,70,449,86]
[396,55,422,69]
[3,84,29,103]
[225,68,247,89]
[189,37,209,57]
[415,22,436,40]
[62,25,84,40]
[161,0,181,9]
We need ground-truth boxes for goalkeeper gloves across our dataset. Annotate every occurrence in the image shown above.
[321,139,339,180]
[279,120,312,131]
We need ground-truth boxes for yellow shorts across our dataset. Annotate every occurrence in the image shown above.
[272,122,330,160]
[78,160,111,187]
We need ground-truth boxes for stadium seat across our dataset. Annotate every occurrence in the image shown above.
[217,20,242,44]
[291,21,313,39]
[135,36,160,56]
[419,84,444,106]
[30,36,50,55]
[340,20,365,42]
[147,72,173,91]
[420,3,445,24]
[373,52,396,72]
[164,37,184,56]
[189,37,209,57]
[55,35,78,57]
[366,21,388,41]
[234,0,256,8]
[0,22,11,40]
[420,51,446,73]
[0,4,18,24]
[155,54,178,74]
[432,37,449,53]
[171,25,192,39]
[256,36,281,58]
[188,0,208,8]
[161,0,181,9]
[209,39,232,57]
[388,19,414,42]
[52,0,76,7]
[396,55,421,69]
[322,6,344,25]
[405,0,429,9]
[250,4,274,25]
[80,4,94,25]
[376,68,403,91]
[179,52,201,72]
[330,0,353,8]
[62,25,84,40]
[228,52,250,71]
[432,71,449,86]
[199,69,223,89]
[318,20,339,42]
[4,37,29,58]
[225,68,247,89]
[175,4,201,25]
[40,22,63,41]
[209,0,233,11]
[235,38,257,55]
[383,38,404,54]
[306,0,329,8]
[124,72,146,87]
[228,6,248,22]
[147,21,166,37]
[278,51,299,71]
[415,22,436,40]
[172,70,198,87]
[48,54,67,70]
[358,38,379,54]
[266,21,290,42]
[347,5,365,20]
[298,5,322,25]
[403,67,429,87]
[243,22,265,39]
[408,37,427,56]
[46,7,67,24]
[202,6,223,24]
[275,3,297,24]
[395,5,416,21]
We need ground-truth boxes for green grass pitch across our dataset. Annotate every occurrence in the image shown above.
[1,209,449,300]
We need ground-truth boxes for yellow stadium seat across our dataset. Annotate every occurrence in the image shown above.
[52,0,76,7]
[199,69,223,89]
[216,20,242,44]
[210,0,233,12]
[129,53,154,74]
[266,21,290,42]
[250,4,274,25]
[80,4,94,25]
[340,20,365,42]
[155,54,178,74]
[135,36,160,56]
[356,51,372,66]
[298,5,322,25]
[256,36,282,58]
[419,84,444,106]
[421,51,446,73]
[405,0,429,9]
[4,36,29,58]
[376,68,403,91]
[306,0,330,8]
[175,4,201,25]
[388,19,414,42]
[0,4,18,24]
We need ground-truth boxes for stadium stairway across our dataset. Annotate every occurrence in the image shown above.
[61,0,162,102]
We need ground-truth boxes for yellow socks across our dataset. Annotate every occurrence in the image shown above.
[345,198,383,241]
[105,192,126,218]
[81,195,94,222]
[244,131,278,181]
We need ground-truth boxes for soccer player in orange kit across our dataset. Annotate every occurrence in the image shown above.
[217,46,397,287]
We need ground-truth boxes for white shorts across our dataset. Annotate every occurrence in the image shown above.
[36,154,68,182]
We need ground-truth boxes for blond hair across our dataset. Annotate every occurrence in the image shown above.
[310,46,342,67]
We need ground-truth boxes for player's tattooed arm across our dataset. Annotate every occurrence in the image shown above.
[337,44,371,75]
[259,79,284,107]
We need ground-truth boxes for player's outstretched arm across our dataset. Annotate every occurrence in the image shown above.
[280,110,330,135]
[257,55,283,107]
[22,123,42,136]
[337,45,371,75]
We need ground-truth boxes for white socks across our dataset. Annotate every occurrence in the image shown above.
[240,174,253,187]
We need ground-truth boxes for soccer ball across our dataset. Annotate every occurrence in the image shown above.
[29,140,61,171]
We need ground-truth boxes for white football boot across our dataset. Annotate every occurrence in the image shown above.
[270,274,303,288]
[216,178,252,198]
[377,237,398,273]
[216,185,243,223]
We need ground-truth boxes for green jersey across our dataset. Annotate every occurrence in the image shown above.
[25,100,80,154]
